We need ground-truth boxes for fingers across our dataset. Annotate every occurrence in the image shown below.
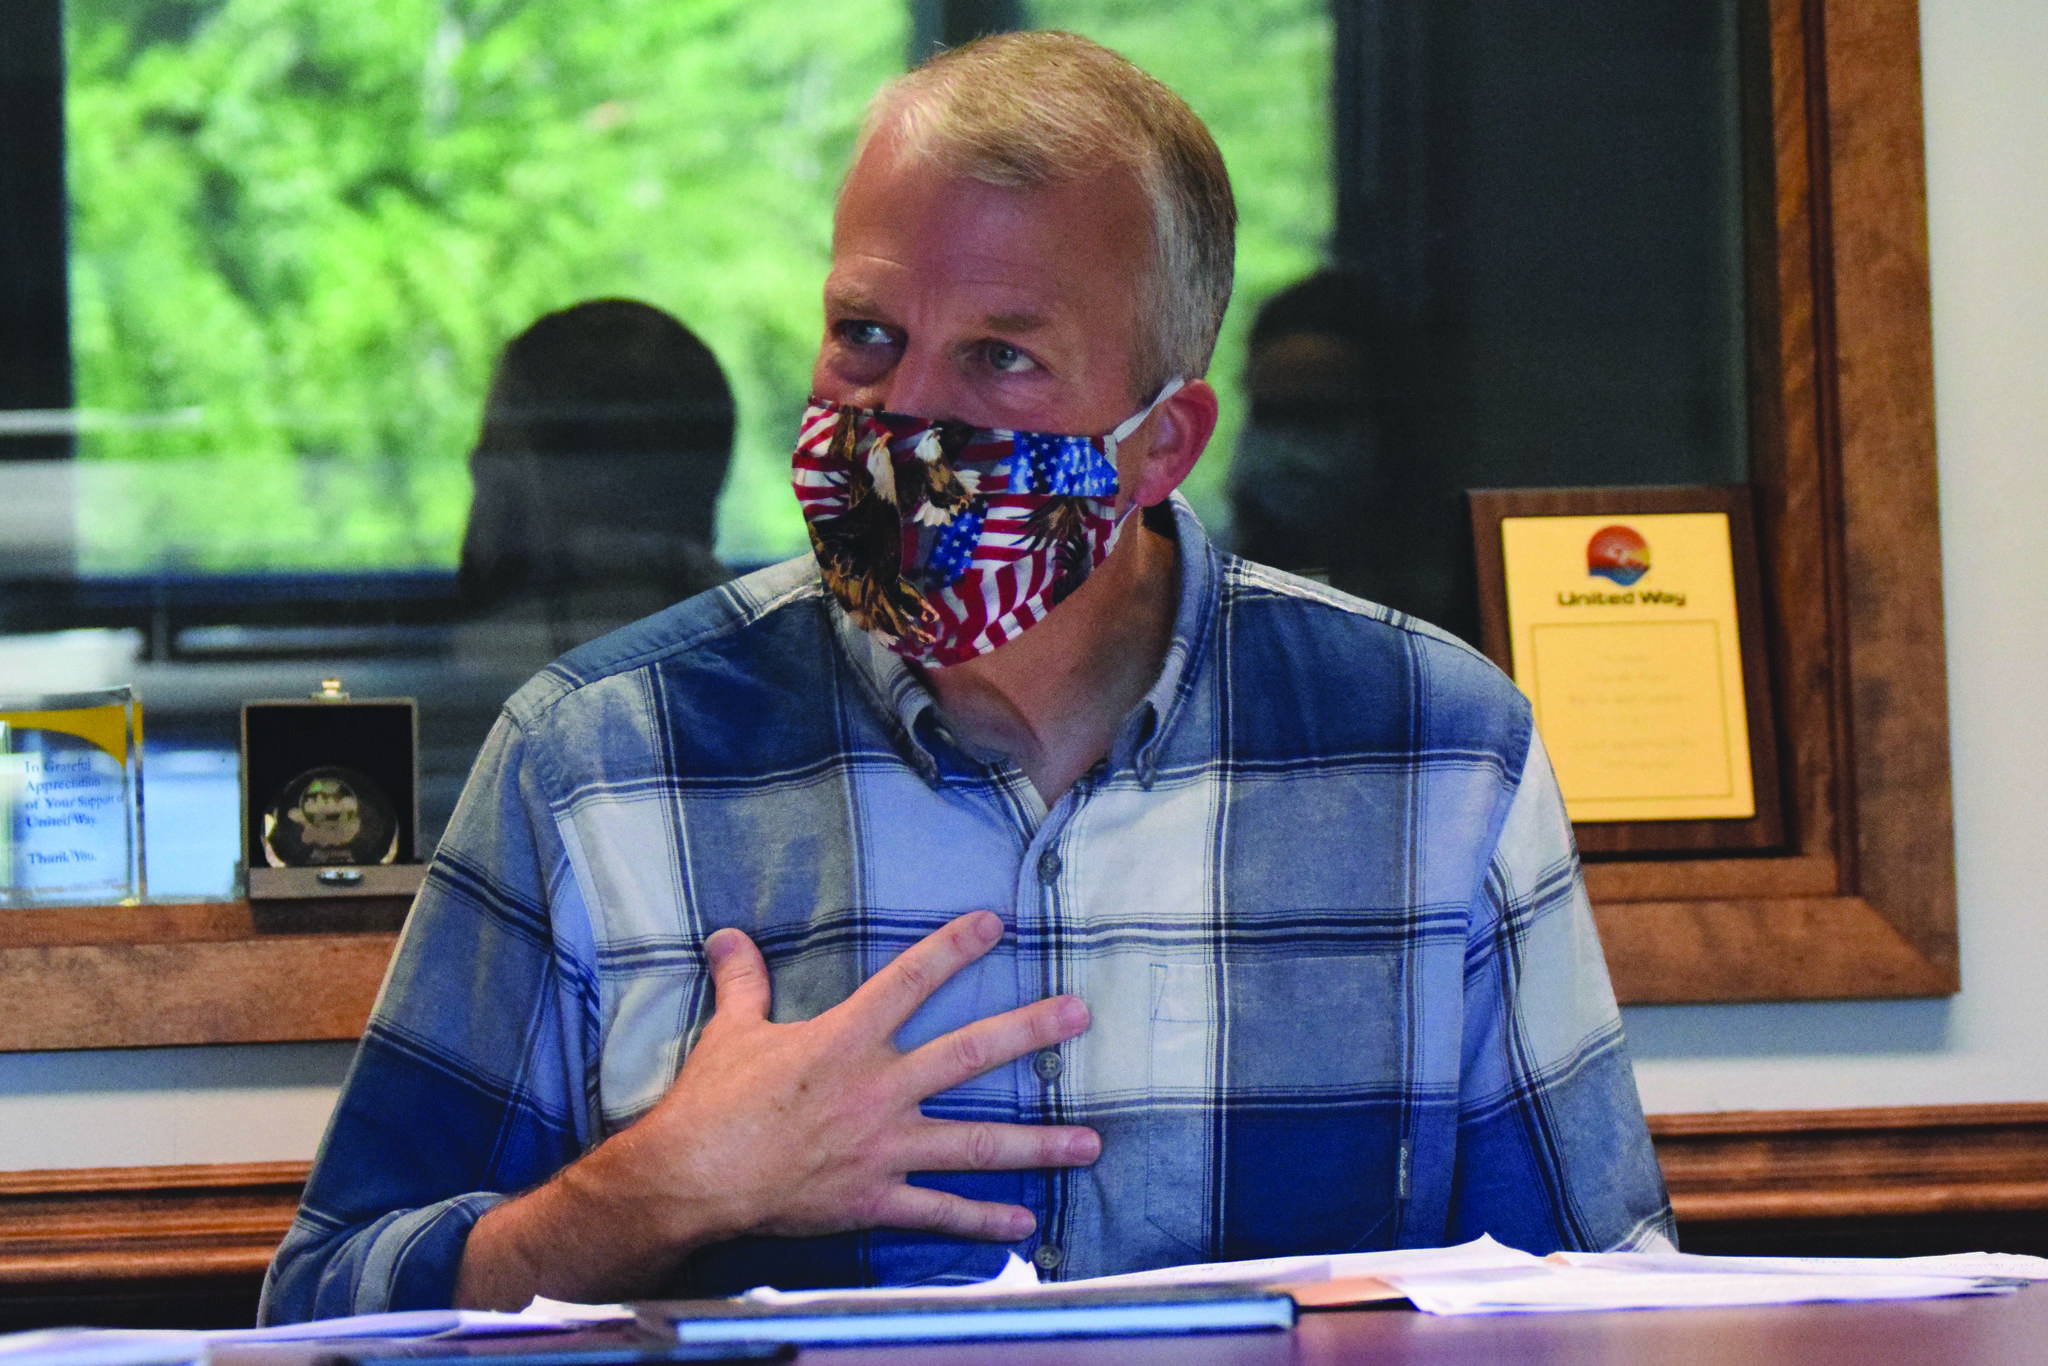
[848,910,1006,1033]
[898,994,1091,1097]
[868,1183,1039,1243]
[705,927,771,1023]
[896,1118,1102,1177]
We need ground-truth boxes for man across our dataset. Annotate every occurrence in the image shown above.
[262,31,1672,1322]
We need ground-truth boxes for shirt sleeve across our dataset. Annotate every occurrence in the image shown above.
[1449,726,1677,1253]
[259,710,599,1323]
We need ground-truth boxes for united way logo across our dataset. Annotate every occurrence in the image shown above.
[1586,524,1650,586]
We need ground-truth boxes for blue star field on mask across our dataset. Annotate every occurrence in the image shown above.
[1008,433,1119,497]
[926,505,986,585]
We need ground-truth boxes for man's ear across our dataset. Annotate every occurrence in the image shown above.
[1120,379,1219,511]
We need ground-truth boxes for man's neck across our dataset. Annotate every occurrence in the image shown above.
[922,515,1180,806]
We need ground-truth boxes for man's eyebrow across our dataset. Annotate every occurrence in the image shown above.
[823,285,885,317]
[820,287,1046,335]
[983,310,1048,334]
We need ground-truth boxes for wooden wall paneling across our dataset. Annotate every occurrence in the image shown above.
[0,1161,302,1330]
[1655,1104,2048,1256]
[1,1107,2043,1328]
[0,1162,302,1284]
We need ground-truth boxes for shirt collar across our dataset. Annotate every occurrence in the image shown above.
[828,493,1219,789]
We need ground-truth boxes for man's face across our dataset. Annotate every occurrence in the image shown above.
[812,129,1153,447]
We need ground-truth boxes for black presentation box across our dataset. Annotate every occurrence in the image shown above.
[240,685,426,902]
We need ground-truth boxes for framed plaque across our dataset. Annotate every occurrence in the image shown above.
[1470,486,1784,857]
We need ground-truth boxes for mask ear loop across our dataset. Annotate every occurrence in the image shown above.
[1099,377,1188,543]
[1103,377,1187,460]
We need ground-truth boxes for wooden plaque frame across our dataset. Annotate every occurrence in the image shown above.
[1573,0,1957,1002]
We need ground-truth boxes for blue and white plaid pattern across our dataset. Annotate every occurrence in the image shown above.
[261,497,1673,1323]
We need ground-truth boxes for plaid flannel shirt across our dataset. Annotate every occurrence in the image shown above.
[261,497,1673,1323]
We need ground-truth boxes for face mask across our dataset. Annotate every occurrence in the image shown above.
[793,379,1183,667]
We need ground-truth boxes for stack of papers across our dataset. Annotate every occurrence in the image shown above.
[1390,1244,2042,1315]
[1109,1237,2048,1316]
[657,1237,2048,1323]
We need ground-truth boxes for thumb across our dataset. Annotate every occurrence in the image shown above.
[705,928,771,1022]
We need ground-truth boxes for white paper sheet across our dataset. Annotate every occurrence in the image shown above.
[1064,1233,1546,1290]
[739,1251,1046,1304]
[723,1235,1546,1310]
[1384,1264,2020,1315]
[1552,1248,2048,1281]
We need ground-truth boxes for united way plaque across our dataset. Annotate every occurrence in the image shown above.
[1470,486,1784,856]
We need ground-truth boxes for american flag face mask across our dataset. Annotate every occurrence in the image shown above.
[792,379,1184,668]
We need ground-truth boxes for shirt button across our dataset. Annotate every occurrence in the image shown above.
[1033,1048,1064,1082]
[1033,1244,1064,1273]
[1037,848,1062,882]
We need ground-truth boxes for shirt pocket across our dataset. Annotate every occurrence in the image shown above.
[1146,953,1410,1258]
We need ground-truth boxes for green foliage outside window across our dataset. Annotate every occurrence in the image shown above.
[65,0,1329,574]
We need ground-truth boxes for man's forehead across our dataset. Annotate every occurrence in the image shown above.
[829,166,1144,297]
[836,131,1145,251]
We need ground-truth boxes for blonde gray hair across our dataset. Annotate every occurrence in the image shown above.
[854,31,1236,399]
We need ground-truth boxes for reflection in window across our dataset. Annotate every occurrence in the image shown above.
[1319,0,1748,639]
[64,0,906,572]
[62,0,1331,574]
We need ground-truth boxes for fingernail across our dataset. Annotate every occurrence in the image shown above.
[973,911,1004,945]
[1008,1208,1037,1238]
[1073,1130,1102,1162]
[705,929,738,967]
[1056,996,1090,1031]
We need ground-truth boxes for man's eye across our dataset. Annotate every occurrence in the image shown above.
[838,321,895,348]
[984,341,1036,373]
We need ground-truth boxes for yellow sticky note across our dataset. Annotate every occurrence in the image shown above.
[1500,512,1753,822]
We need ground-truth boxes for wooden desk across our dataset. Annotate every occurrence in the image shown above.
[792,1290,2046,1365]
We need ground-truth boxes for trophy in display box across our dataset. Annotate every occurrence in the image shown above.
[242,679,426,906]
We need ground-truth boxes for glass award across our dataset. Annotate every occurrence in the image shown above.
[0,685,146,906]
